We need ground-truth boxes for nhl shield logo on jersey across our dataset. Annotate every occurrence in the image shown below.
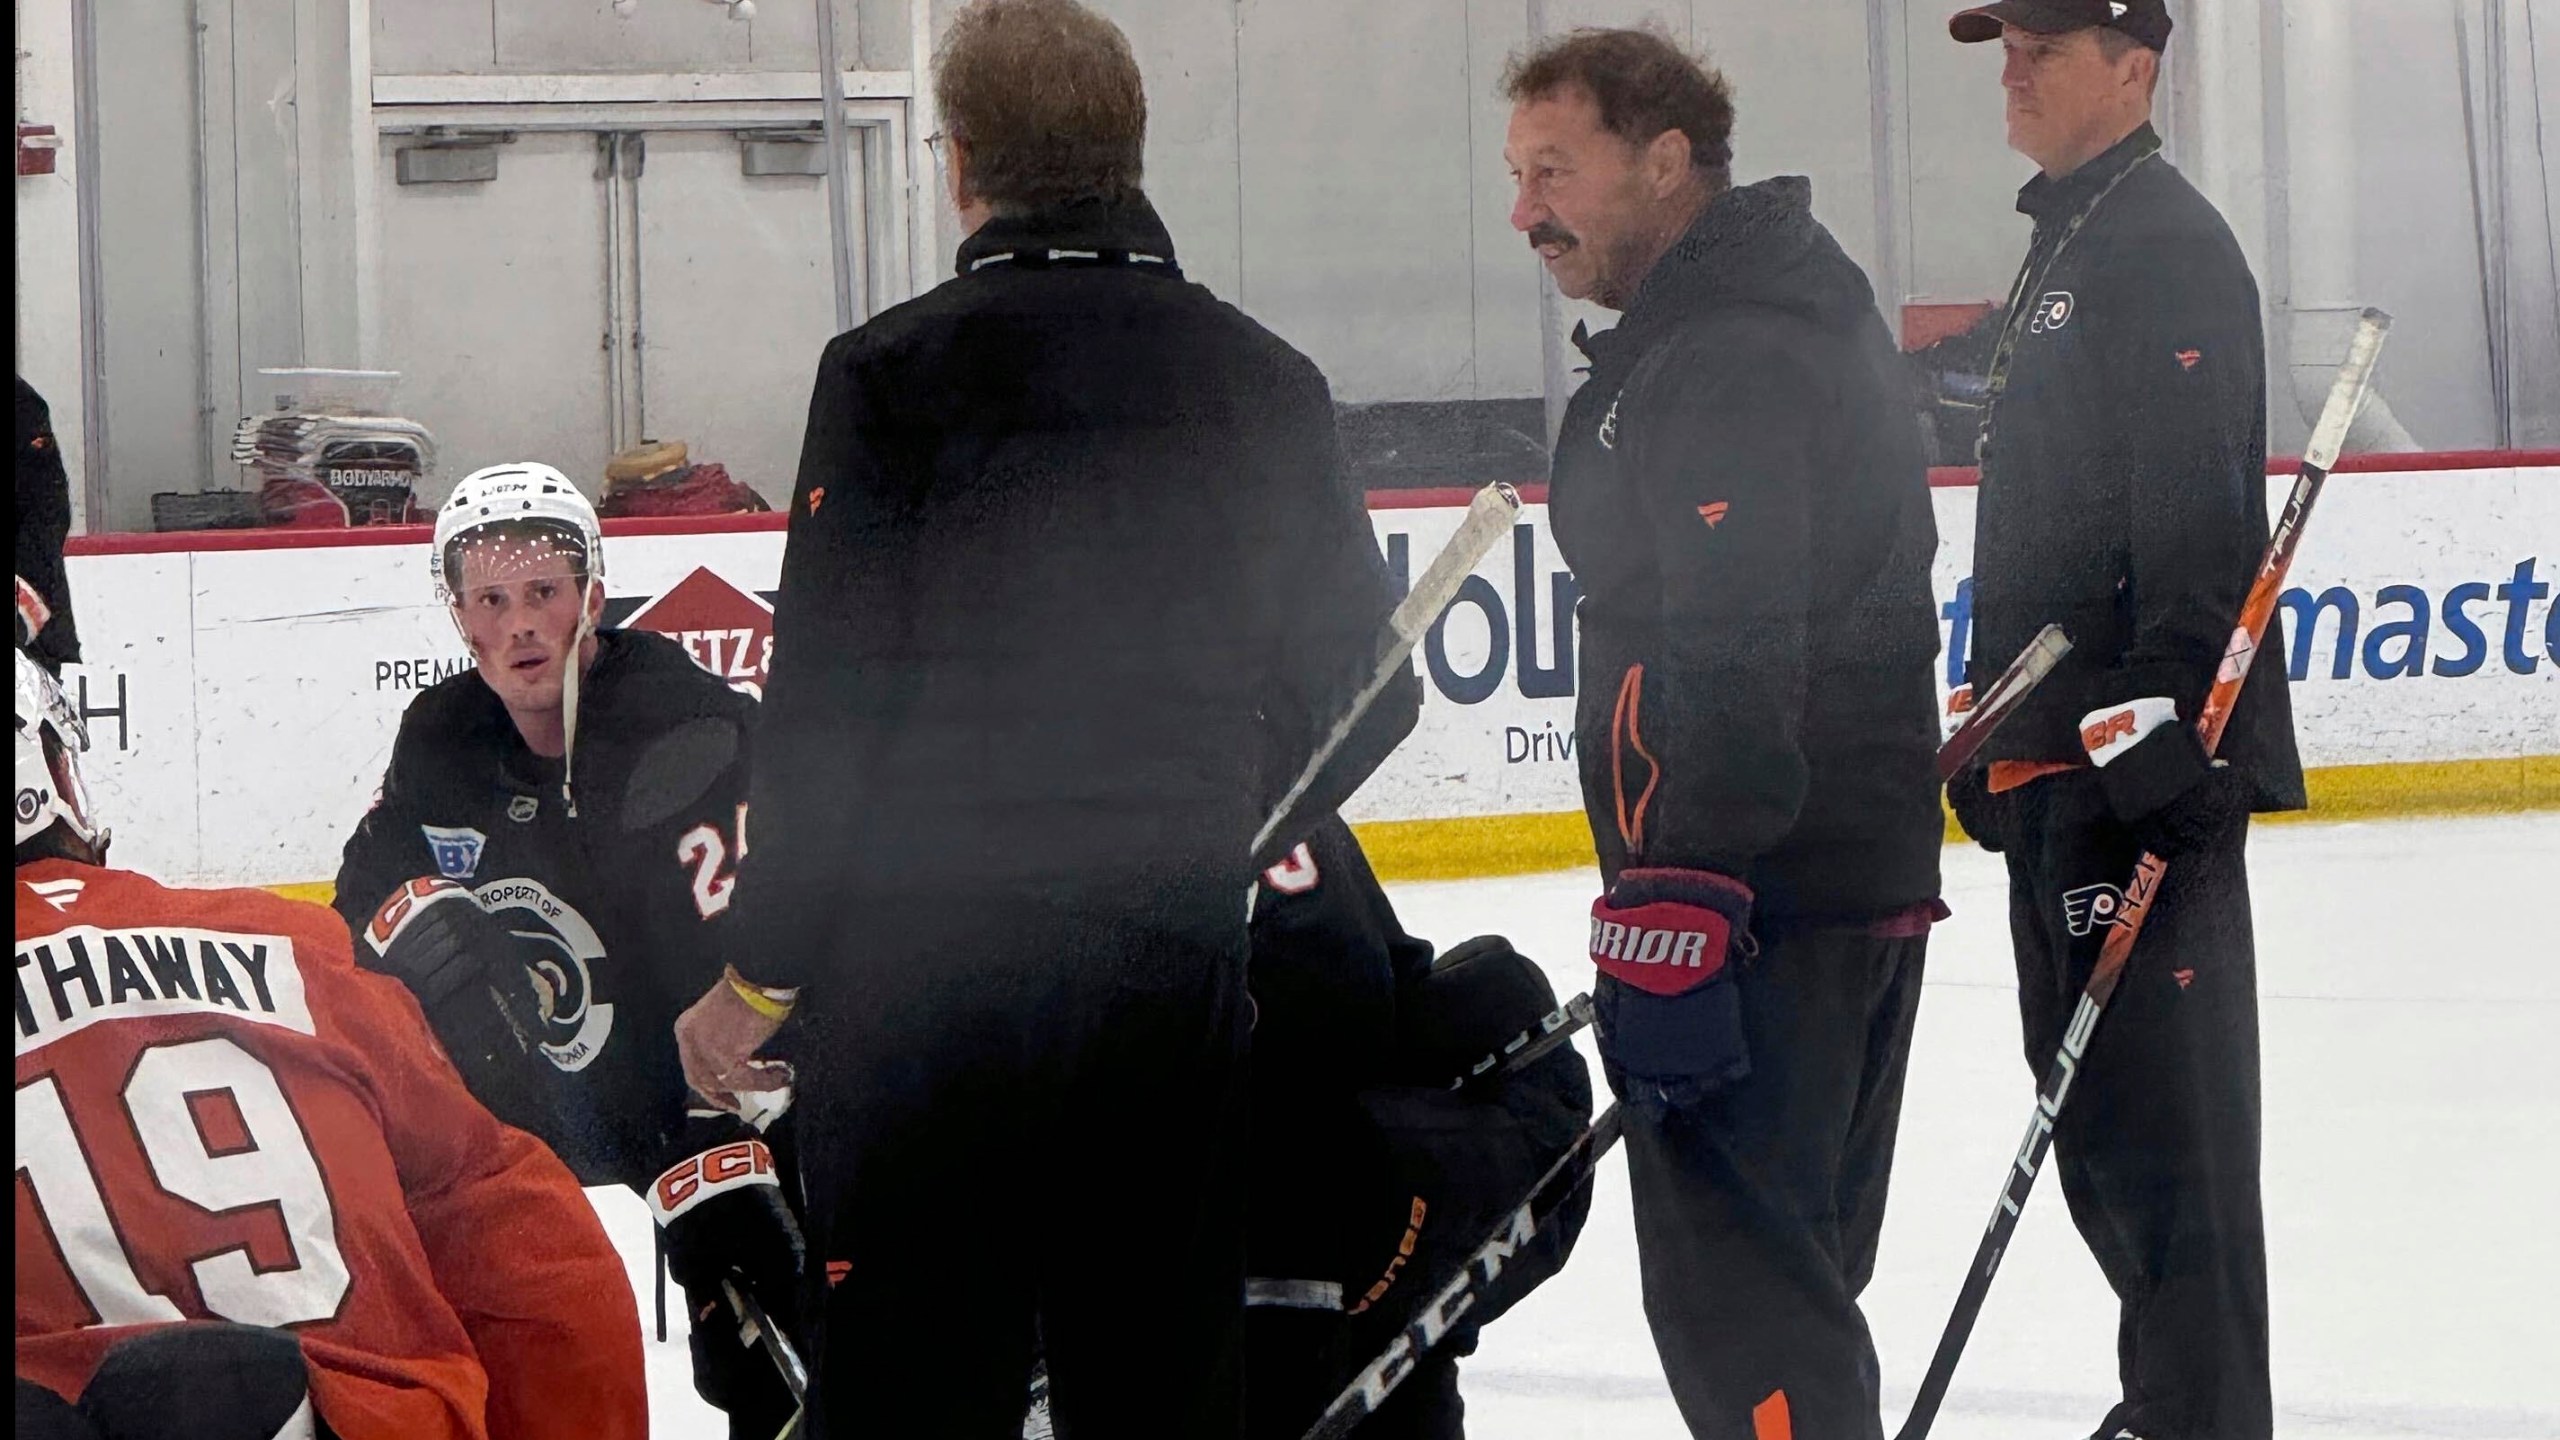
[2061,882,2128,937]
[618,566,777,699]
[420,825,487,880]
[472,876,616,1072]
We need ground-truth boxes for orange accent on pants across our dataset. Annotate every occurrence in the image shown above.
[1752,1389,1793,1440]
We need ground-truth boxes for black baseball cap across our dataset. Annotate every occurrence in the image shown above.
[1950,0,2172,51]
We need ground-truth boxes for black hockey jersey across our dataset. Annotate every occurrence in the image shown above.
[334,628,758,1190]
[1245,819,1591,1359]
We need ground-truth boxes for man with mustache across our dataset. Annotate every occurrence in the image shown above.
[1502,26,1944,1440]
[1943,4,2297,1436]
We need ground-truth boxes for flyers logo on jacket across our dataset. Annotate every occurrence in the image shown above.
[607,567,779,699]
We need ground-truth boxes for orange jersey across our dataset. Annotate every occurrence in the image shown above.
[13,860,646,1440]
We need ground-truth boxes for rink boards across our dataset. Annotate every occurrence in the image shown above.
[56,455,2560,888]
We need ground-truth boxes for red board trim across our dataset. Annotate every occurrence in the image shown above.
[62,450,2559,555]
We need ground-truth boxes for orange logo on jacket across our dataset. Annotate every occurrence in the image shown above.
[2175,348,2202,371]
[1698,501,1730,528]
[806,487,826,515]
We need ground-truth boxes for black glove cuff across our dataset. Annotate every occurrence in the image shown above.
[2096,720,2212,823]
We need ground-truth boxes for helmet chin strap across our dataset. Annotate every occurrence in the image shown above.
[558,574,601,819]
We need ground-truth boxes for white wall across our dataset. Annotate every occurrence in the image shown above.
[15,0,89,520]
[29,0,2560,528]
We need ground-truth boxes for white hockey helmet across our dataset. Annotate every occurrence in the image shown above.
[431,462,605,604]
[16,648,107,854]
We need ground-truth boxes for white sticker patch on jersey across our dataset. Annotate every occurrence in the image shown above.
[420,824,487,880]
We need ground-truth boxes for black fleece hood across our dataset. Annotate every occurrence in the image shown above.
[1625,175,1881,337]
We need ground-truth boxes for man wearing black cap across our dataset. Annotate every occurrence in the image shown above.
[1943,4,2297,1439]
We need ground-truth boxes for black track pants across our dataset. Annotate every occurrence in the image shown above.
[1618,925,1928,1439]
[793,894,1251,1439]
[2003,773,2272,1440]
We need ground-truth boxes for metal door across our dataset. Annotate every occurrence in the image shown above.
[372,130,615,494]
[630,129,859,505]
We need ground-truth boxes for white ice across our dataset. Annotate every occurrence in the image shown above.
[607,812,2560,1438]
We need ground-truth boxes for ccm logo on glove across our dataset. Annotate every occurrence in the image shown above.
[651,1139,779,1224]
[1588,868,1753,997]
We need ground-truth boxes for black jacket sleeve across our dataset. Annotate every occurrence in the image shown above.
[725,335,881,992]
[617,703,774,1187]
[1610,325,1824,878]
[1244,361,1420,869]
[2084,242,2268,721]
[17,376,80,668]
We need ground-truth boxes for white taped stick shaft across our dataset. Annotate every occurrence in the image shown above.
[1251,482,1523,858]
[1389,482,1525,646]
[2301,308,2392,474]
[1970,624,2071,723]
[1936,623,2072,780]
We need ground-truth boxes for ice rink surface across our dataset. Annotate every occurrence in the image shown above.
[604,813,2560,1438]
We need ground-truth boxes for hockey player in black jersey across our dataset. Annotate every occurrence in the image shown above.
[1241,817,1594,1438]
[331,463,799,1438]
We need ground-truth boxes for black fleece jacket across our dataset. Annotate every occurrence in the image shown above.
[1967,125,2304,811]
[730,195,1416,989]
[1550,177,1944,922]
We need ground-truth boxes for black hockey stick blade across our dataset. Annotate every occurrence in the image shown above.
[724,1277,810,1432]
[1935,623,2071,781]
[1252,482,1523,860]
[1299,1105,1626,1440]
[1450,992,1595,1094]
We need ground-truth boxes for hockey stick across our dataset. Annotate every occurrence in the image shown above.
[1449,991,1595,1094]
[1251,482,1525,861]
[724,1277,810,1437]
[1893,308,2391,1440]
[1937,623,2073,781]
[1300,1104,1625,1440]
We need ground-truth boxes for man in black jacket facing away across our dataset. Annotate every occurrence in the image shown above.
[1502,28,1944,1440]
[673,1,1416,1434]
[1944,5,2298,1436]
[17,376,81,669]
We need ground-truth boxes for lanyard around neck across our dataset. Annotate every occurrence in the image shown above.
[1976,141,2161,460]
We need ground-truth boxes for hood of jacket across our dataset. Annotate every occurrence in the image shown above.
[1617,175,1880,344]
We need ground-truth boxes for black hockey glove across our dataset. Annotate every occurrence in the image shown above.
[1588,868,1753,1115]
[358,878,558,1129]
[651,1139,806,1431]
[1946,765,2017,854]
[2077,696,2249,857]
[2129,762,2252,858]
